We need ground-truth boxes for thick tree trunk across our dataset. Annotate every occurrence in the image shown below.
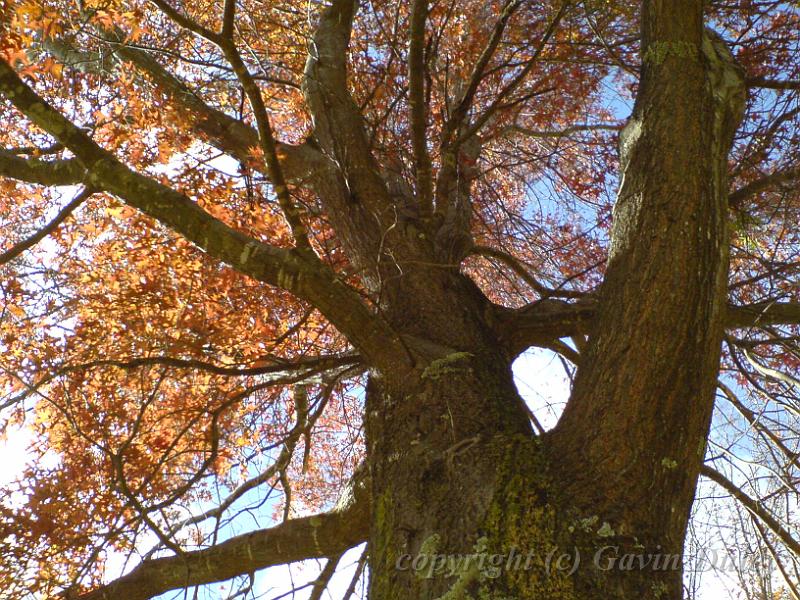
[364,2,746,599]
[365,345,687,599]
[365,343,688,599]
[366,348,532,599]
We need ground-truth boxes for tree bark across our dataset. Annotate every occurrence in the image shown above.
[364,2,747,599]
[0,0,756,597]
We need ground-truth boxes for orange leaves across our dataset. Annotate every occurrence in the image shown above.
[5,303,26,320]
[105,203,136,221]
[0,1,795,597]
[0,47,29,68]
[89,9,118,31]
[8,0,64,48]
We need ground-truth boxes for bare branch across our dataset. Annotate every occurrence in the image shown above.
[743,348,800,390]
[752,518,800,600]
[309,553,343,600]
[471,244,587,299]
[717,381,799,468]
[746,76,800,91]
[701,465,800,559]
[494,122,622,140]
[342,547,368,600]
[408,0,433,215]
[73,499,369,600]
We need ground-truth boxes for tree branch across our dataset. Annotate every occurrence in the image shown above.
[72,499,369,600]
[701,465,800,559]
[0,148,85,186]
[458,1,570,142]
[0,57,408,369]
[147,0,311,248]
[717,381,800,468]
[221,0,236,39]
[493,297,598,356]
[751,518,800,600]
[726,301,800,329]
[408,0,434,215]
[299,0,406,280]
[309,552,343,600]
[0,186,93,265]
[746,76,800,91]
[471,244,587,298]
[442,0,522,140]
[302,0,393,215]
[729,165,800,207]
[220,40,311,248]
[493,122,622,140]
[147,0,220,42]
[59,28,369,272]
[495,298,800,355]
[42,35,332,188]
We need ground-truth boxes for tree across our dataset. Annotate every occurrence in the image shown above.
[0,0,799,598]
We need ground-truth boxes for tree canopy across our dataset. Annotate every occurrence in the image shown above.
[0,0,799,598]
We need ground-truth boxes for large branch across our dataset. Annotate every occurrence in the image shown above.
[0,147,84,185]
[0,57,408,370]
[495,298,800,355]
[729,165,800,207]
[746,76,800,91]
[726,301,800,329]
[493,298,597,356]
[303,0,389,206]
[301,0,397,269]
[3,350,361,414]
[72,499,368,600]
[66,353,361,379]
[408,0,433,215]
[43,36,333,188]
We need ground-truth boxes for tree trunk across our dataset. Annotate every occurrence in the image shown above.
[364,2,746,599]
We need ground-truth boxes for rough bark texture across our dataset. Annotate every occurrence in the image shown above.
[0,0,760,598]
[363,1,747,599]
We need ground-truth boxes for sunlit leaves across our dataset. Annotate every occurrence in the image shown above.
[0,0,798,597]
